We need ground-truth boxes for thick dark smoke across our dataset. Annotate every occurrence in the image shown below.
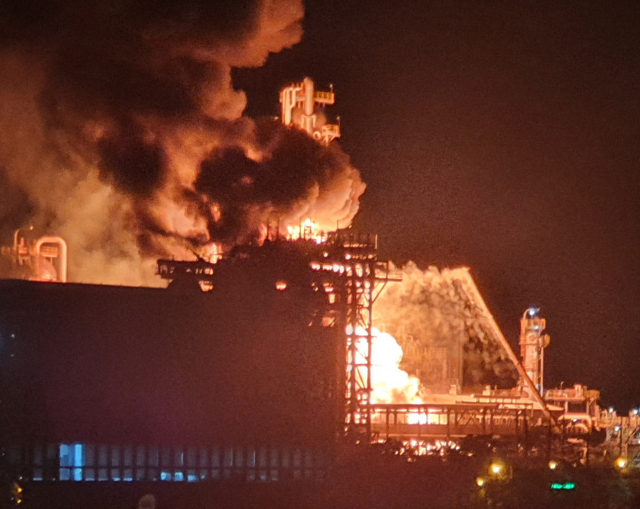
[373,263,518,392]
[193,124,361,244]
[0,0,365,284]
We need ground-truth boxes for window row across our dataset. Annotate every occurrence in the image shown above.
[2,444,328,483]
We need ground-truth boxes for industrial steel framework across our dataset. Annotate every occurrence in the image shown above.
[448,268,558,433]
[157,232,398,441]
[370,401,534,443]
[320,232,396,439]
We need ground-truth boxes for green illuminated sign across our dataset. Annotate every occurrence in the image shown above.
[550,482,575,490]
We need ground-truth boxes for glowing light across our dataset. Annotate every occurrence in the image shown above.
[275,281,287,291]
[286,219,326,243]
[202,242,223,263]
[489,461,505,476]
[614,456,629,470]
[548,460,559,471]
[476,477,486,487]
[551,482,575,490]
[199,281,214,292]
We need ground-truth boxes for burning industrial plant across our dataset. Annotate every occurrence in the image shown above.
[2,9,639,509]
[0,0,578,422]
[0,0,506,419]
[0,0,364,285]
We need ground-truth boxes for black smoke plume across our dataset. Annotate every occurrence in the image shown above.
[0,0,365,284]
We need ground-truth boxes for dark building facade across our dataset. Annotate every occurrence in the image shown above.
[0,245,342,508]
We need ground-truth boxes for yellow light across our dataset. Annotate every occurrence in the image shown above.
[275,280,287,291]
[614,456,629,470]
[548,460,559,471]
[476,477,486,487]
[490,461,504,476]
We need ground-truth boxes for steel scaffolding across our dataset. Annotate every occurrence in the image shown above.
[157,232,399,442]
[321,232,397,440]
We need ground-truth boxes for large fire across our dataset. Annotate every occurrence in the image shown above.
[356,327,423,405]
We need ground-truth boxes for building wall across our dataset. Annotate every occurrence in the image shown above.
[0,271,340,450]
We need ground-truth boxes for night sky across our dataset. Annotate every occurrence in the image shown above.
[234,1,640,411]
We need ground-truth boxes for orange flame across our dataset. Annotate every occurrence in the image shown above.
[355,327,423,405]
[286,218,326,243]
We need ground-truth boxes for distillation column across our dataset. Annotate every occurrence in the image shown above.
[279,77,341,144]
[519,308,550,397]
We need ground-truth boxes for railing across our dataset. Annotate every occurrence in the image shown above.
[157,259,216,282]
[325,231,377,251]
[370,402,534,441]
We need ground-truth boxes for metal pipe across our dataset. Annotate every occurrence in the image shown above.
[35,236,68,282]
[302,77,315,135]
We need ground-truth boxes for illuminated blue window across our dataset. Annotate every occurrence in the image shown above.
[111,446,121,481]
[59,444,84,481]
